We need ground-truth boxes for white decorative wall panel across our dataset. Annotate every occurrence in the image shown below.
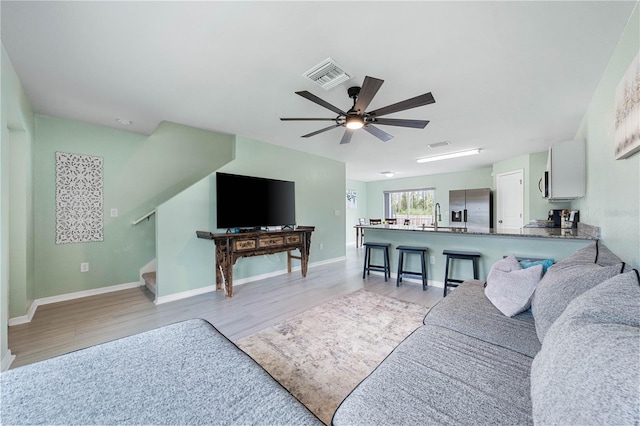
[55,152,104,244]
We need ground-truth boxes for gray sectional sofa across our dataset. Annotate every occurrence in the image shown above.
[333,241,640,425]
[1,319,322,425]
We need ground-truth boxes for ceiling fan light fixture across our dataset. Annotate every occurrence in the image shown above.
[345,115,364,130]
[417,148,481,163]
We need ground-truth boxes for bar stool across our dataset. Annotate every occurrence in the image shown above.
[396,245,429,290]
[363,242,391,282]
[443,249,481,297]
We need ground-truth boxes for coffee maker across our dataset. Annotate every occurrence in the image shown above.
[562,210,580,229]
[547,209,563,228]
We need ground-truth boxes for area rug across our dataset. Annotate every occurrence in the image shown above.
[236,289,427,424]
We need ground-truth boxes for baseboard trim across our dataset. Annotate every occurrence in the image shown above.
[155,285,216,305]
[156,255,348,305]
[8,281,142,326]
[365,270,445,288]
[1,350,16,372]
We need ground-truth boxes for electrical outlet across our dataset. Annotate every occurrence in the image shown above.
[319,243,324,250]
[80,262,89,272]
[334,209,340,216]
[110,208,118,217]
[430,256,435,265]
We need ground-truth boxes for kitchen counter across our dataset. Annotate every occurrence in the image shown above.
[355,224,597,240]
[356,223,598,283]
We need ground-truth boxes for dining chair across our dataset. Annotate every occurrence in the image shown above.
[385,218,397,225]
[369,219,382,225]
[404,219,411,225]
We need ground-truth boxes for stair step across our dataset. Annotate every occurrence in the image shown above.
[142,271,156,286]
[142,271,156,295]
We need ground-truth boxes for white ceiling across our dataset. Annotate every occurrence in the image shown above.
[1,1,636,182]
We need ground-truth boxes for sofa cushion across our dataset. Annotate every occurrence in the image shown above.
[333,324,534,426]
[0,319,321,425]
[485,259,543,317]
[531,263,623,342]
[554,240,621,267]
[530,270,640,425]
[424,280,541,358]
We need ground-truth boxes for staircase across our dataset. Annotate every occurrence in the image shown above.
[142,271,156,295]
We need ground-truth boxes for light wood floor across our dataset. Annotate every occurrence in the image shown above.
[8,245,443,369]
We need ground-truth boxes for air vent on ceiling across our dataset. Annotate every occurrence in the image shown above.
[303,57,351,90]
[428,141,451,149]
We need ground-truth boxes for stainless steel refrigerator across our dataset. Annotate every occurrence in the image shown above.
[449,188,493,230]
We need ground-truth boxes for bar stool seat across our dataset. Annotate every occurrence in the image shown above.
[443,249,481,297]
[363,242,391,282]
[396,245,429,291]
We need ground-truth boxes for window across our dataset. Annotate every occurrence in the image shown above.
[384,188,435,225]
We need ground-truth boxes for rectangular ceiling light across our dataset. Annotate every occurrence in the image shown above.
[417,148,481,163]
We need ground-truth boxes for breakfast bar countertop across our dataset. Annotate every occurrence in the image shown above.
[356,223,599,240]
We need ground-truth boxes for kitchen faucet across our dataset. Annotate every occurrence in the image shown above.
[434,203,441,230]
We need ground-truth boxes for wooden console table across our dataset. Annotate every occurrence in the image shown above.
[196,226,314,297]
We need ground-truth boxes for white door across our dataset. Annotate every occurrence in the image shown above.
[496,170,524,229]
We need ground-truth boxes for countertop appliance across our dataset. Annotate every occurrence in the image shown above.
[548,209,563,228]
[562,210,580,229]
[449,188,493,230]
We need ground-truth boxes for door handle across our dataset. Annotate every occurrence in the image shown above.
[463,209,467,222]
[498,220,503,224]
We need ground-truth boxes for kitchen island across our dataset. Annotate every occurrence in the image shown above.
[358,223,597,287]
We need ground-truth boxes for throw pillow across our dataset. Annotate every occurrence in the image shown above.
[531,263,623,342]
[530,271,640,425]
[485,256,543,317]
[492,254,522,272]
[520,258,554,274]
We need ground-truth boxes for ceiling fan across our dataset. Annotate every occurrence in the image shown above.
[280,76,435,145]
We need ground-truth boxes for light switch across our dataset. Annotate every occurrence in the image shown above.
[334,209,340,216]
[110,208,118,217]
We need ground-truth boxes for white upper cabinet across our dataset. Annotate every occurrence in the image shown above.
[543,139,585,201]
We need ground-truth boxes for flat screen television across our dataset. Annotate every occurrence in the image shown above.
[216,172,296,230]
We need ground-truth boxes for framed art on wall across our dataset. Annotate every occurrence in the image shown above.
[55,151,104,244]
[346,190,357,209]
[614,50,640,160]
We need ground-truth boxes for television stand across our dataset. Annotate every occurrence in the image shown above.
[196,226,315,297]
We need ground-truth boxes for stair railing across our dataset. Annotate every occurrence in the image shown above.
[132,209,156,225]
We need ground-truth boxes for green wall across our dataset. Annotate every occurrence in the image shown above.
[156,177,214,299]
[32,116,234,300]
[572,3,639,268]
[156,135,346,300]
[345,179,368,244]
[217,136,346,273]
[1,45,35,366]
[365,168,494,227]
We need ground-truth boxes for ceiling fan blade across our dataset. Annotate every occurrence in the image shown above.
[296,91,346,115]
[372,118,430,129]
[340,129,354,145]
[354,76,384,113]
[301,124,342,138]
[281,118,337,121]
[363,125,393,142]
[368,92,435,117]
